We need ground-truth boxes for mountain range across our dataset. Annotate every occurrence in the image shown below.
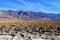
[0,10,60,21]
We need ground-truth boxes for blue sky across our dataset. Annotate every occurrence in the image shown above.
[0,0,60,13]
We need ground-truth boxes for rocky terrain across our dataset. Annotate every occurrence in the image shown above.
[0,21,59,40]
[0,10,60,21]
[0,10,60,40]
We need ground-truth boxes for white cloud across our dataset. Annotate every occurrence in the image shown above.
[18,0,31,9]
[27,3,45,11]
[44,0,60,8]
[52,2,60,7]
[0,7,7,10]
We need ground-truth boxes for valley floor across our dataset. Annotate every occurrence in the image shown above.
[0,34,60,40]
[0,20,59,40]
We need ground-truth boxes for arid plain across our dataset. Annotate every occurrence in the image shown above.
[0,19,60,40]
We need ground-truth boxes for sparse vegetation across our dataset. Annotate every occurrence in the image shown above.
[0,21,59,40]
[0,21,59,34]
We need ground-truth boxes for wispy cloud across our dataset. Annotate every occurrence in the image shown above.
[18,0,46,11]
[52,2,60,8]
[45,0,60,8]
[0,0,60,13]
[0,7,8,10]
[18,0,31,9]
[27,3,45,11]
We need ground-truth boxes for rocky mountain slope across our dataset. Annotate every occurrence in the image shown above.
[0,10,60,21]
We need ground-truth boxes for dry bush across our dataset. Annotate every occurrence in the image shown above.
[0,21,59,34]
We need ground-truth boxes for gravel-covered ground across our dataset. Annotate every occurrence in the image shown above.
[0,21,59,40]
[0,34,60,40]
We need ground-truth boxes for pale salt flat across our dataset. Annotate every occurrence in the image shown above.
[0,35,13,40]
[0,35,60,40]
[32,38,44,40]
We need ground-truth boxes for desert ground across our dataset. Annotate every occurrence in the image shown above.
[0,19,60,40]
